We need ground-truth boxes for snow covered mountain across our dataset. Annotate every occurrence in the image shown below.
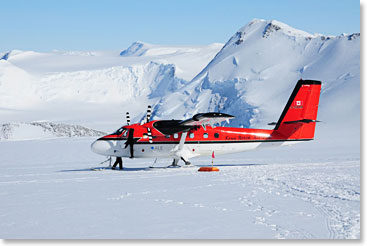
[0,42,222,131]
[0,19,360,150]
[155,19,359,124]
[152,19,360,151]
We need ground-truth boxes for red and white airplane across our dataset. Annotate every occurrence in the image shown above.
[91,79,321,166]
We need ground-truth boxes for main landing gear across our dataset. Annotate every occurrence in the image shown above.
[149,157,192,169]
[166,131,191,168]
[167,157,191,168]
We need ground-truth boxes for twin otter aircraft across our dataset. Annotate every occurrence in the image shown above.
[91,79,321,167]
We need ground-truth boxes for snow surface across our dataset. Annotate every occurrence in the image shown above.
[0,138,359,239]
[0,19,360,239]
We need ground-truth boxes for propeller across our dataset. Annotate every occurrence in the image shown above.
[124,105,154,158]
[146,105,152,123]
[125,128,135,158]
[146,105,153,143]
[126,112,130,125]
[147,127,153,143]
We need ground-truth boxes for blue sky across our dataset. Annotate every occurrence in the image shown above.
[0,0,360,51]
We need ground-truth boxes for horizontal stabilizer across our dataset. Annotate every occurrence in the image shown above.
[284,119,320,124]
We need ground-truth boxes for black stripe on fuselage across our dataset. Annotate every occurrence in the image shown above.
[97,138,313,144]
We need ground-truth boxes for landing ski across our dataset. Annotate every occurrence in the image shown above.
[91,167,112,171]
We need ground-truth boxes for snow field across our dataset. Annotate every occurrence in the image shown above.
[0,138,359,239]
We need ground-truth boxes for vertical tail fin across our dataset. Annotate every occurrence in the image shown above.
[273,79,322,140]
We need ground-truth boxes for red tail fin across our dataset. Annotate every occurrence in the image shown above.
[273,79,321,140]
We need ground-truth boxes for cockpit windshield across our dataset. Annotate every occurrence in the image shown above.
[111,127,126,136]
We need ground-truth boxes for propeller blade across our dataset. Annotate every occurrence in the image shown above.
[147,127,153,143]
[126,112,130,125]
[146,105,152,123]
[124,129,135,158]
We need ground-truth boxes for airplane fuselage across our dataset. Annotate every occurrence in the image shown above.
[90,79,321,165]
[91,123,311,159]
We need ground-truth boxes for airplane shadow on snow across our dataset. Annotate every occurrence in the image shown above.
[206,163,267,167]
[59,163,267,173]
[59,167,150,172]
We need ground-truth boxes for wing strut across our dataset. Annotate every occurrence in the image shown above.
[178,132,188,151]
[170,131,188,167]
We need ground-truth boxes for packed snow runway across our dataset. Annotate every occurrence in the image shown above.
[0,138,360,239]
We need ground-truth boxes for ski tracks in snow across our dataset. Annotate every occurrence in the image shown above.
[104,160,359,239]
[254,161,360,239]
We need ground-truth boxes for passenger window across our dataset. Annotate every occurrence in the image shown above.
[173,133,179,139]
[165,135,170,138]
[203,133,208,138]
[189,133,194,138]
[214,133,219,138]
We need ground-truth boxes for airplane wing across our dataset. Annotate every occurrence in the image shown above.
[152,112,235,135]
[179,112,235,128]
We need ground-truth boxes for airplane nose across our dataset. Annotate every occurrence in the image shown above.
[91,140,112,155]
